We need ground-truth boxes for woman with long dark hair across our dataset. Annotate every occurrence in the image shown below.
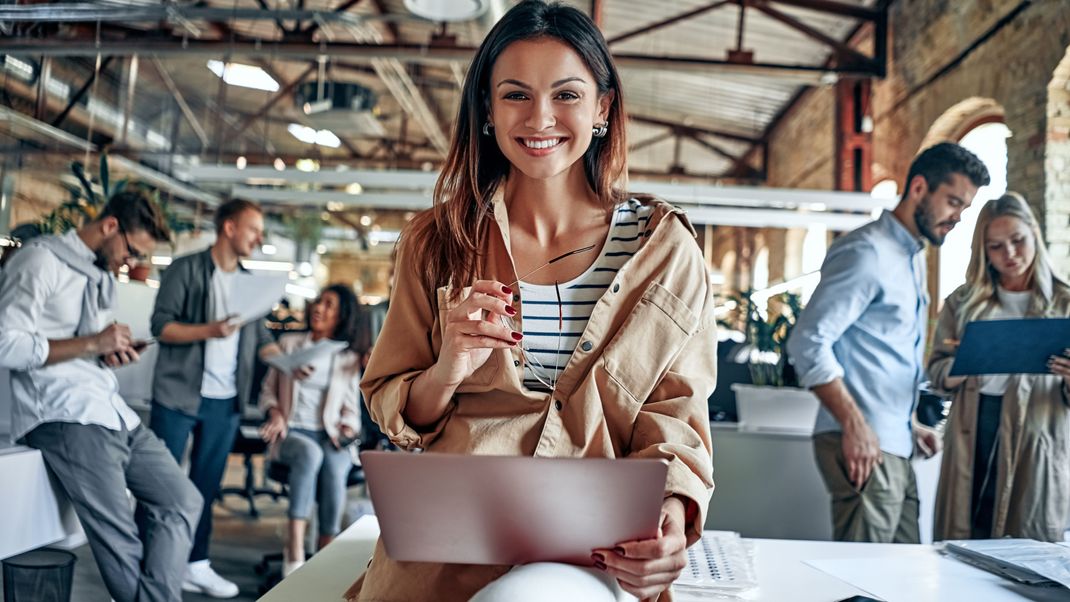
[260,284,363,575]
[352,2,715,600]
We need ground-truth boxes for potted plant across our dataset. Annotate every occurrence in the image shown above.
[719,291,820,432]
[34,153,189,282]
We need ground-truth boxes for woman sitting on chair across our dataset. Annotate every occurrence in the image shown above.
[259,284,363,576]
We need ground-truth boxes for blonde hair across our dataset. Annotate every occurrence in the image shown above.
[957,192,1069,331]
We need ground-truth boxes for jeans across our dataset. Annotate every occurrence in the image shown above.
[278,428,353,536]
[149,397,240,562]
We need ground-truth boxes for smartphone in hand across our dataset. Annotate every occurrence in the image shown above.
[132,338,157,352]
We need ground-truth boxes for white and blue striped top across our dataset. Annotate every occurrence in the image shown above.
[518,199,653,392]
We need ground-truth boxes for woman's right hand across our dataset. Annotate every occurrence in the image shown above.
[259,407,288,444]
[430,280,521,388]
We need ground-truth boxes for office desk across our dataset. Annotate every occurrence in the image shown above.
[262,516,1064,602]
[0,444,85,560]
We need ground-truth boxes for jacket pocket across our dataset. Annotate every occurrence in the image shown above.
[435,285,500,389]
[602,281,698,404]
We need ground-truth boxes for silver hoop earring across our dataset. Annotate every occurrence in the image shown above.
[592,123,608,138]
[482,122,493,136]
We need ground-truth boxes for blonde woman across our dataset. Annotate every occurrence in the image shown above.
[927,192,1070,541]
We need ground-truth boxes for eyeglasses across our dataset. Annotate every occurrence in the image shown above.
[118,225,147,263]
[500,244,597,392]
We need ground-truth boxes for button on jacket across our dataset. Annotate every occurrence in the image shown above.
[347,194,717,602]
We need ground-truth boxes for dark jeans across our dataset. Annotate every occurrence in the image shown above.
[971,393,1003,539]
[149,397,240,562]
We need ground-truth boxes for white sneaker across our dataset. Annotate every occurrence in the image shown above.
[182,560,240,598]
[282,549,305,578]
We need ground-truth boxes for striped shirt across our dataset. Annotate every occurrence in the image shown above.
[518,199,652,392]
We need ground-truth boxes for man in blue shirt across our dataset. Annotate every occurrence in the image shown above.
[787,143,989,543]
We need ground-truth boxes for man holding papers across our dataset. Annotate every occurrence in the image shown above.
[149,199,282,598]
[788,143,989,543]
[927,193,1070,542]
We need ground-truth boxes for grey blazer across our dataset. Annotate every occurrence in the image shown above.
[150,248,273,416]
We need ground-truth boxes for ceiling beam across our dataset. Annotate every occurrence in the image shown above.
[686,133,763,179]
[749,0,875,70]
[629,114,760,145]
[628,131,675,153]
[607,1,733,46]
[150,56,209,148]
[233,63,318,137]
[0,39,882,79]
[51,56,114,128]
[766,0,880,21]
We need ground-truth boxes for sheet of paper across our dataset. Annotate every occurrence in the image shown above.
[264,339,348,374]
[949,318,1070,376]
[227,273,288,325]
[805,555,1068,602]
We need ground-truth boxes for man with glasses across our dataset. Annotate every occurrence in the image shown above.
[0,190,202,602]
[149,198,281,598]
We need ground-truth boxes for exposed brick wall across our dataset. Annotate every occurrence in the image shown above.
[767,0,1070,271]
[767,87,836,190]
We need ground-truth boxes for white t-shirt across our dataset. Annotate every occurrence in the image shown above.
[201,267,241,399]
[289,339,335,431]
[978,287,1033,396]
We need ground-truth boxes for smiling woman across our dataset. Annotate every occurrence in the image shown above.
[351,1,717,602]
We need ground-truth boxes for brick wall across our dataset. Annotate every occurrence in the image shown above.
[767,0,1070,270]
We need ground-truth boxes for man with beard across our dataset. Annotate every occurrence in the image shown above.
[787,143,989,543]
[0,190,202,601]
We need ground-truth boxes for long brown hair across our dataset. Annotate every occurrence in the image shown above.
[400,0,628,294]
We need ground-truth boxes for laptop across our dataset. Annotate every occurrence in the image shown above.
[360,451,669,566]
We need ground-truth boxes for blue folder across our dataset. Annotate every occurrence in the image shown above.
[949,318,1070,376]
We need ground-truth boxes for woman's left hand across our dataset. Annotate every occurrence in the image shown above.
[592,496,689,601]
[1047,349,1070,385]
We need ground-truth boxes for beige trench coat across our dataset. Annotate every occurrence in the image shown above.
[927,282,1070,542]
[346,193,717,602]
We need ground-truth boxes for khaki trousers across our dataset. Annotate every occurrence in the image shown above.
[813,431,920,543]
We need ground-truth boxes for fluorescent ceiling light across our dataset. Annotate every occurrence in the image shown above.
[404,0,488,22]
[286,123,341,148]
[206,60,279,92]
[151,255,172,266]
[4,56,33,81]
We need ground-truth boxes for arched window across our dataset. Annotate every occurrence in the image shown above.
[938,121,1011,302]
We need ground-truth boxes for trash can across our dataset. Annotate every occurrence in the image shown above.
[2,548,77,602]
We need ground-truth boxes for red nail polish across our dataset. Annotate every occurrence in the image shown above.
[511,332,524,341]
[594,560,607,571]
[501,285,512,295]
[591,553,605,563]
[614,546,626,557]
[505,305,517,316]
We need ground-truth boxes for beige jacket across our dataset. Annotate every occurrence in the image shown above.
[927,282,1070,542]
[347,194,717,602]
[259,331,362,445]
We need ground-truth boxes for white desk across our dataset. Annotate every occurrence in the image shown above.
[262,516,1065,602]
[707,422,943,543]
[0,444,85,560]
